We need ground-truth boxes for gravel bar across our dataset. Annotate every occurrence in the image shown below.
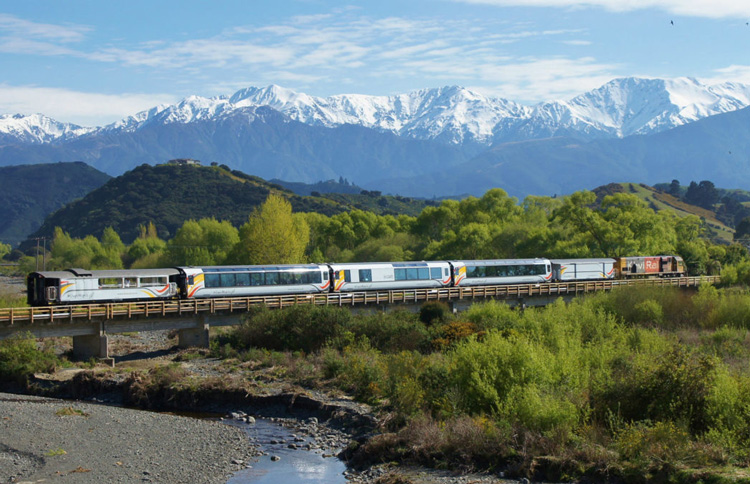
[0,392,258,483]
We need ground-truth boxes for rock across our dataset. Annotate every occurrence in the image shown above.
[270,455,280,462]
[245,416,255,424]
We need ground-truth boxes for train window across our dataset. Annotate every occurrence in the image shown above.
[485,266,498,277]
[266,272,279,285]
[323,271,329,281]
[310,271,322,284]
[220,274,236,287]
[444,268,449,277]
[344,270,351,283]
[430,267,441,279]
[359,269,372,282]
[235,273,250,286]
[394,269,406,280]
[466,266,482,278]
[250,273,264,286]
[406,268,419,280]
[140,277,166,287]
[418,268,429,280]
[205,273,220,288]
[99,277,121,288]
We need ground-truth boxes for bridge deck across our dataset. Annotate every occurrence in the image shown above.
[0,275,718,327]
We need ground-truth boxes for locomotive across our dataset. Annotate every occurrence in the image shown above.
[27,255,685,306]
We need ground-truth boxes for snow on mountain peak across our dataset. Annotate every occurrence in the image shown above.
[0,113,93,144]
[3,77,750,147]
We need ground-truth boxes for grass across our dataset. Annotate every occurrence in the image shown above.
[55,406,89,417]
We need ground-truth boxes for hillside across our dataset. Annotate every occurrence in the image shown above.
[593,182,735,243]
[24,163,434,245]
[0,162,110,247]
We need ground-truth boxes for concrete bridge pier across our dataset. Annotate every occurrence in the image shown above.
[178,316,210,349]
[72,321,110,362]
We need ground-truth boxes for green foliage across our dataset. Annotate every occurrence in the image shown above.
[164,218,238,266]
[0,334,61,385]
[235,305,354,353]
[419,301,452,326]
[230,194,309,264]
[0,242,10,260]
[48,227,124,270]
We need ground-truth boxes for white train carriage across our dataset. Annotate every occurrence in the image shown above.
[178,264,331,299]
[27,268,180,306]
[551,258,616,282]
[329,261,452,292]
[450,258,552,286]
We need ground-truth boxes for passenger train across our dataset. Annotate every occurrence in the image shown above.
[26,255,686,306]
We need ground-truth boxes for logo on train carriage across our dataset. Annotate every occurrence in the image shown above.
[334,270,346,291]
[141,284,173,298]
[59,280,74,296]
[454,266,466,285]
[187,273,205,298]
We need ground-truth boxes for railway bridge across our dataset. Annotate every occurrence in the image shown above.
[0,276,719,363]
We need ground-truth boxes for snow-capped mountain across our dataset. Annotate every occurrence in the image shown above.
[3,77,750,148]
[514,77,750,141]
[0,113,94,144]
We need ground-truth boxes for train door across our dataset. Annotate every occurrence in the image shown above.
[27,274,60,306]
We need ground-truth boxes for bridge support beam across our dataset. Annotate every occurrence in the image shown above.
[178,317,210,349]
[72,332,109,361]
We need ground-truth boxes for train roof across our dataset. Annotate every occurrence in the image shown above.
[182,264,323,272]
[30,268,180,278]
[327,261,447,268]
[550,258,616,264]
[449,258,550,265]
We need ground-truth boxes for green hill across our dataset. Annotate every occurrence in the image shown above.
[593,182,736,243]
[25,163,434,245]
[0,162,111,247]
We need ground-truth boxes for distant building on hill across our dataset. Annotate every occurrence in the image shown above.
[165,158,201,166]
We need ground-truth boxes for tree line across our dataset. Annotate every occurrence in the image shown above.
[5,188,747,278]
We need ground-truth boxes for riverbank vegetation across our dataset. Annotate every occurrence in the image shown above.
[3,286,750,481]
[206,285,750,483]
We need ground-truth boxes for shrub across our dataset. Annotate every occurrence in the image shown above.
[0,334,61,385]
[419,301,452,326]
[351,310,431,353]
[235,305,353,353]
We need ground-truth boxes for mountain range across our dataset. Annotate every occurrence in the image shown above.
[2,77,750,198]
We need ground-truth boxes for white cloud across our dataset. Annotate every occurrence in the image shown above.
[0,14,90,43]
[452,0,750,18]
[702,65,750,85]
[0,85,177,126]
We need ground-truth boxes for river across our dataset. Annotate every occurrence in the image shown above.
[224,417,349,484]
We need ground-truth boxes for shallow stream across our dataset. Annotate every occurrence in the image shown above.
[224,417,349,484]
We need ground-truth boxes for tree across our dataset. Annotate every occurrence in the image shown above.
[164,218,239,266]
[684,180,719,209]
[0,242,10,261]
[668,179,681,198]
[230,194,309,265]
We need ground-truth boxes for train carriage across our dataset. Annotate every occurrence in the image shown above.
[178,264,331,299]
[328,261,452,292]
[551,258,616,282]
[27,268,180,306]
[450,258,552,286]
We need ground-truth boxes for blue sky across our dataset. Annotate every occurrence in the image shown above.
[1,0,749,126]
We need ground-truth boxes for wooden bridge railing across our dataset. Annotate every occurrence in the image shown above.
[0,275,719,327]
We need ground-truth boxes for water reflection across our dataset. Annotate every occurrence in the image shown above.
[225,418,348,484]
